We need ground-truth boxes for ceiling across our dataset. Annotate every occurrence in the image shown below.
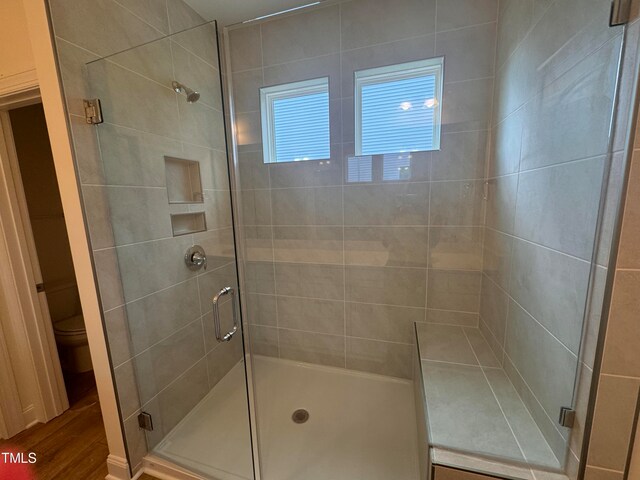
[184,0,319,27]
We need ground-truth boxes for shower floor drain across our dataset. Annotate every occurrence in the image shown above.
[292,409,310,424]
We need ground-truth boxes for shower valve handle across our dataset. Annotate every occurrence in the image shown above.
[185,245,207,271]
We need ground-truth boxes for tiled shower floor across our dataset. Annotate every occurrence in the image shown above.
[416,323,563,471]
[155,355,420,480]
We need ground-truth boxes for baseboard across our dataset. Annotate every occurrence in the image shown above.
[105,454,131,480]
[22,404,39,429]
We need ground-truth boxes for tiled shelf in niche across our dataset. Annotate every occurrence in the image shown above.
[170,212,207,237]
[165,156,204,204]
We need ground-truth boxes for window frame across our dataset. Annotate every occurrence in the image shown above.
[260,76,330,164]
[354,57,444,156]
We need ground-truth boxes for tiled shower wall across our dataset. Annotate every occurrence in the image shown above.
[48,0,241,470]
[480,0,631,466]
[228,0,498,379]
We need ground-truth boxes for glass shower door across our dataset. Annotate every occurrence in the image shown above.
[85,21,255,479]
[227,0,629,477]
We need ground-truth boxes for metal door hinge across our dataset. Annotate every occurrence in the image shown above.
[559,407,575,428]
[83,98,103,125]
[138,412,154,431]
[35,283,45,293]
[610,0,631,26]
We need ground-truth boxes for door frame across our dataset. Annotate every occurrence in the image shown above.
[0,85,69,438]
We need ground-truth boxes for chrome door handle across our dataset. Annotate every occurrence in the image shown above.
[212,286,239,342]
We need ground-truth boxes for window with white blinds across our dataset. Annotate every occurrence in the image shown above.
[260,77,330,163]
[355,58,443,156]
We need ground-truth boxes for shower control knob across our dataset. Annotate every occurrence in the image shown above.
[185,245,207,271]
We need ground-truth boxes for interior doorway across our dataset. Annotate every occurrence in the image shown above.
[0,90,112,478]
[7,102,93,404]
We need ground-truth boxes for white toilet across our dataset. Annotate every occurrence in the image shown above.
[54,314,93,373]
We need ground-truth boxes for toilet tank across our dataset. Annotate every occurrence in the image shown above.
[45,280,81,322]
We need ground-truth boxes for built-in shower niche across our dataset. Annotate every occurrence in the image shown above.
[165,156,204,204]
[165,156,207,236]
[170,212,207,236]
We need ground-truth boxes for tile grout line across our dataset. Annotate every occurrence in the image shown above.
[230,22,497,76]
[503,351,571,444]
[460,327,531,467]
[258,23,282,360]
[339,2,348,369]
[482,272,581,360]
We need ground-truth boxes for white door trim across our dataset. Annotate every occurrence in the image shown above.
[0,87,69,438]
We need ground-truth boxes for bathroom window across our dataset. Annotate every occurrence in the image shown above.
[355,58,443,155]
[260,77,330,163]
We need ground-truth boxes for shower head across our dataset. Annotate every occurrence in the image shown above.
[172,81,200,103]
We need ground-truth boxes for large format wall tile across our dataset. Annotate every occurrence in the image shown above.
[428,227,482,271]
[505,300,577,424]
[481,228,512,291]
[272,187,343,226]
[273,226,343,264]
[277,296,344,335]
[435,23,496,83]
[601,270,640,377]
[228,0,497,375]
[485,175,517,235]
[344,183,429,226]
[279,329,345,367]
[98,123,182,187]
[107,186,172,245]
[519,40,619,172]
[87,60,180,139]
[269,155,343,188]
[435,0,498,32]
[479,275,508,352]
[340,34,436,97]
[346,266,426,307]
[260,5,340,66]
[514,158,604,261]
[346,302,423,344]
[427,270,481,313]
[228,24,262,72]
[126,278,200,355]
[346,337,413,378]
[340,0,436,51]
[135,319,205,404]
[509,239,590,354]
[275,263,344,300]
[431,131,487,181]
[441,78,493,133]
[152,358,210,438]
[587,375,640,471]
[116,236,196,302]
[50,0,164,58]
[345,226,428,268]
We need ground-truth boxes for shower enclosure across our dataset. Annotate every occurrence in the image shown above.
[47,0,636,478]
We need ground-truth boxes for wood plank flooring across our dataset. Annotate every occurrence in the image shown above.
[0,373,109,480]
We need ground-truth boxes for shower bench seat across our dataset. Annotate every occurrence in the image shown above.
[414,323,569,480]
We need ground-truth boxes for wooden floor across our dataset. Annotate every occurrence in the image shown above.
[0,372,110,480]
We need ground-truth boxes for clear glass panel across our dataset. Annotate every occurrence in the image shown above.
[227,0,627,477]
[86,21,255,479]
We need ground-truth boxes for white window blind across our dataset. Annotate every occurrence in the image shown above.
[260,77,330,163]
[382,153,411,181]
[355,58,443,156]
[347,156,373,183]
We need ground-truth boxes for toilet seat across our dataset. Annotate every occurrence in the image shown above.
[54,314,85,336]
